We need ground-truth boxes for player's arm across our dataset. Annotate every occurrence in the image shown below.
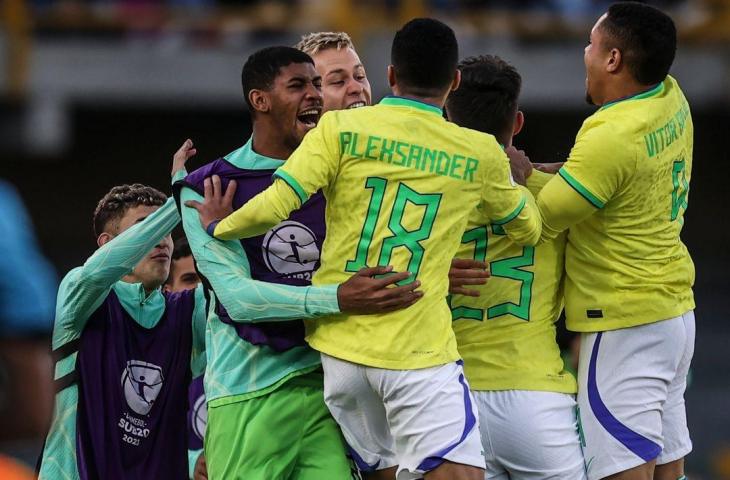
[197,113,340,241]
[54,198,180,347]
[480,145,542,246]
[180,185,343,322]
[536,122,632,242]
[181,185,421,320]
[189,450,206,480]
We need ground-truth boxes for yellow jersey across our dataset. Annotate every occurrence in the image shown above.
[537,76,695,332]
[452,170,576,393]
[214,96,541,369]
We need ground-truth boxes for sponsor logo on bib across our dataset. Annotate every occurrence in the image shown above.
[121,360,164,416]
[262,220,320,279]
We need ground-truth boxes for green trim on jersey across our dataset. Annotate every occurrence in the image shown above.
[558,169,605,208]
[274,170,308,204]
[492,195,527,225]
[379,96,443,116]
[599,82,664,111]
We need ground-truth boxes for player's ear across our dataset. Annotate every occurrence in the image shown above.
[387,65,396,88]
[513,110,525,137]
[249,89,270,114]
[607,47,622,74]
[450,69,461,92]
[97,232,113,248]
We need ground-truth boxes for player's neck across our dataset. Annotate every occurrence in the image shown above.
[599,77,653,107]
[390,87,447,110]
[251,123,294,160]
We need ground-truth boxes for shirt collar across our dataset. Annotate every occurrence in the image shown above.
[225,136,286,170]
[599,81,665,112]
[379,95,443,116]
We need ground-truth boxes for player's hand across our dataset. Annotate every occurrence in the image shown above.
[448,258,490,297]
[193,452,207,480]
[185,175,237,235]
[172,139,197,177]
[505,146,532,186]
[337,266,423,314]
[533,162,564,174]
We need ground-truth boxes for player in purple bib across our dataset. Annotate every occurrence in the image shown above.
[38,184,208,480]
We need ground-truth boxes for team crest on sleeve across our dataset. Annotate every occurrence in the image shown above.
[121,360,164,415]
[192,393,208,441]
[262,220,320,280]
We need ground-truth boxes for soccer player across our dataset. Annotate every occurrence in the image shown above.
[445,55,586,479]
[165,238,201,293]
[38,183,208,479]
[189,18,541,480]
[175,46,421,479]
[296,31,371,112]
[509,3,695,479]
[297,30,489,294]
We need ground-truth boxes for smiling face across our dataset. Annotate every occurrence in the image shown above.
[312,47,372,112]
[266,62,323,151]
[113,205,173,289]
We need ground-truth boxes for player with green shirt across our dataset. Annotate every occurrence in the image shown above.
[509,4,694,480]
[446,54,585,480]
[190,19,541,480]
[38,182,208,480]
[175,45,421,479]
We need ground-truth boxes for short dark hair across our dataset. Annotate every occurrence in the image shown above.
[172,237,192,261]
[391,18,458,96]
[93,184,166,236]
[600,2,677,85]
[241,46,315,112]
[446,55,521,145]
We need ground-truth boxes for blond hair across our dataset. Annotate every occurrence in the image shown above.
[295,31,355,56]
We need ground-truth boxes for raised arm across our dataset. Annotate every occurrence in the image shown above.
[54,198,180,347]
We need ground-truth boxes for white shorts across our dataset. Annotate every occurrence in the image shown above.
[474,390,586,480]
[321,354,485,479]
[577,311,695,480]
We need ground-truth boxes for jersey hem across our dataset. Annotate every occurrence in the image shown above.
[207,363,321,407]
[566,302,695,333]
[468,380,577,394]
[308,339,461,370]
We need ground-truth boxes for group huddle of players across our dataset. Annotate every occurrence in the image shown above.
[37,2,696,480]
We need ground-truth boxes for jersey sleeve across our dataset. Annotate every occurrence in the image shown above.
[53,198,180,348]
[536,173,600,243]
[479,143,542,246]
[212,180,302,241]
[181,186,341,322]
[212,113,341,241]
[273,111,340,201]
[525,169,554,196]
[558,119,636,209]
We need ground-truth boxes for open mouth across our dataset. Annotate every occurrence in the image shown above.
[347,101,366,109]
[297,108,321,128]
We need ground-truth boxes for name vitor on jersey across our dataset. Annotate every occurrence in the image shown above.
[644,100,690,158]
[339,132,480,183]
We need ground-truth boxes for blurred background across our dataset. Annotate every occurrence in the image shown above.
[0,0,728,477]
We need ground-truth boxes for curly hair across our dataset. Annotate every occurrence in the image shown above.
[93,184,167,236]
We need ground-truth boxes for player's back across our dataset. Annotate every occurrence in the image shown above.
[558,75,695,332]
[451,171,575,393]
[285,97,535,370]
